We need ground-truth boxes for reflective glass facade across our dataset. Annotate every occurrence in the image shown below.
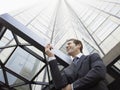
[0,0,120,90]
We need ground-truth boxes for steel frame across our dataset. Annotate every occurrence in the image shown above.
[0,13,70,90]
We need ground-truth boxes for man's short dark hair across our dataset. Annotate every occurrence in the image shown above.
[67,38,83,53]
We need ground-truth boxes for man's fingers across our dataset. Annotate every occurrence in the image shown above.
[45,44,55,57]
[45,44,53,50]
[45,44,50,49]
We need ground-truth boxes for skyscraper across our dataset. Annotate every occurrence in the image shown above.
[0,0,120,90]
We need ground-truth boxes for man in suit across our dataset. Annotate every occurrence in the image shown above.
[45,38,108,90]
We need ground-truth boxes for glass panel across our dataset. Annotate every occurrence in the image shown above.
[54,30,66,44]
[0,69,5,83]
[0,37,10,47]
[82,10,93,21]
[30,20,48,34]
[0,29,16,47]
[28,24,50,43]
[8,39,16,46]
[4,29,13,40]
[5,47,45,80]
[116,11,120,18]
[100,2,109,10]
[27,24,51,40]
[112,26,120,42]
[34,66,47,82]
[32,84,42,90]
[95,19,118,41]
[17,36,30,45]
[89,13,108,32]
[85,43,94,53]
[114,59,120,70]
[0,47,15,63]
[26,46,44,58]
[100,35,119,54]
[104,3,114,12]
[85,10,99,26]
[60,42,67,54]
[6,72,25,85]
[46,65,52,82]
[110,4,120,15]
[83,40,100,54]
[14,84,30,90]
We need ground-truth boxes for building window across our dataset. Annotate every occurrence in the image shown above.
[113,59,120,73]
[83,40,100,54]
[107,55,120,79]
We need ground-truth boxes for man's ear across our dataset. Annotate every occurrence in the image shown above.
[77,44,81,49]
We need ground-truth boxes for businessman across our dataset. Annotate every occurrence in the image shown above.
[45,38,108,90]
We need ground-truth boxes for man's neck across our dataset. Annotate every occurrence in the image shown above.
[72,52,82,58]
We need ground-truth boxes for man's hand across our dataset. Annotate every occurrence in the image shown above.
[62,84,72,90]
[45,44,55,57]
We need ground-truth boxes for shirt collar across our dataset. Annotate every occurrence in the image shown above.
[76,53,83,58]
[72,53,83,60]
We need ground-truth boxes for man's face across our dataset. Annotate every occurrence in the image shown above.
[66,40,80,56]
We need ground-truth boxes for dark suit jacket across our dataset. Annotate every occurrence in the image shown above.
[49,53,108,90]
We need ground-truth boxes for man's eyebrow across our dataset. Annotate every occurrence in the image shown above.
[67,42,71,44]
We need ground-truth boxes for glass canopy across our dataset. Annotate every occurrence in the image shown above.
[0,14,70,90]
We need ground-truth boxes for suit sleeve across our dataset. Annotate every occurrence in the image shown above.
[73,53,106,90]
[49,60,68,89]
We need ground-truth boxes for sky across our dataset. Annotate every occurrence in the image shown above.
[0,0,39,14]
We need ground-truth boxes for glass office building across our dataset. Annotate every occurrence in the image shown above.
[0,0,120,90]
